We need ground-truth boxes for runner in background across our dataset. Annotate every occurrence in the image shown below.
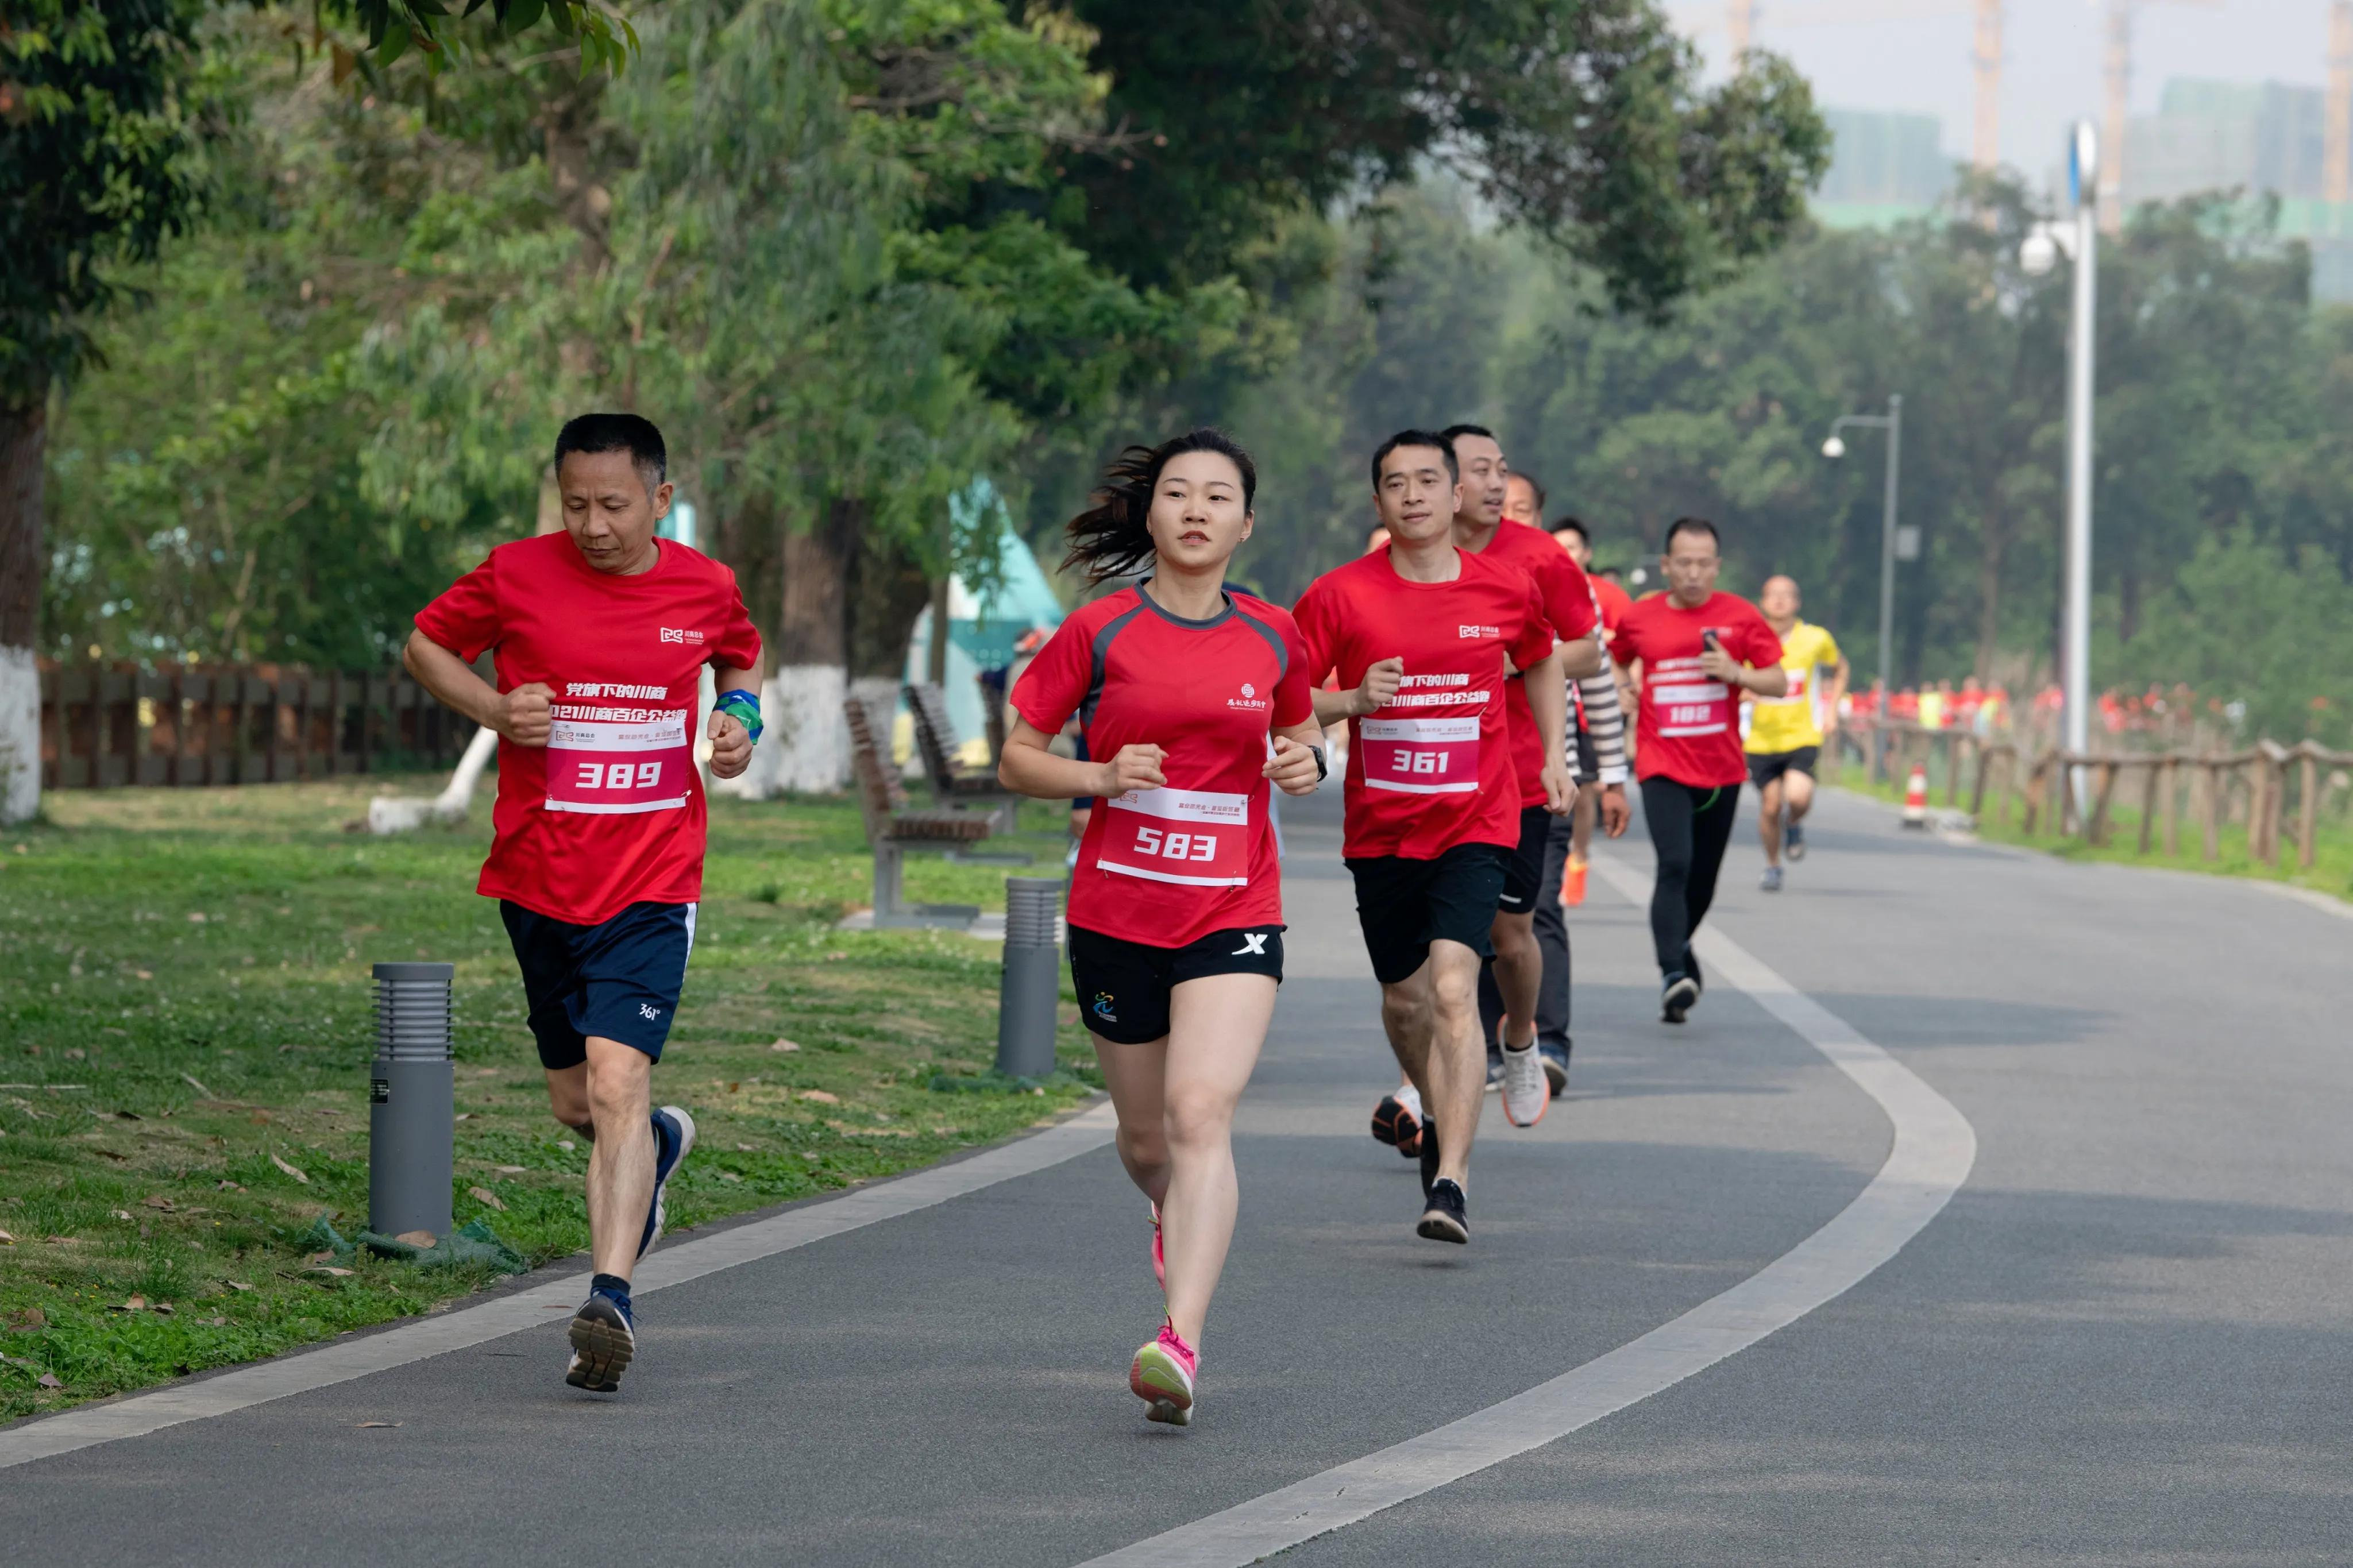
[998,429,1321,1428]
[1610,517,1784,1024]
[1550,518,1634,912]
[1744,575,1847,891]
[405,413,761,1394]
[1297,430,1574,1245]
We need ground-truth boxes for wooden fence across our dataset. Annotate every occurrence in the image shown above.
[1841,721,2353,871]
[36,662,472,790]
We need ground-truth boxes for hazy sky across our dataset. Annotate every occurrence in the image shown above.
[1663,0,2338,192]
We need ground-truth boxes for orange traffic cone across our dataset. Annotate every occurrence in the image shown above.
[1901,764,1930,829]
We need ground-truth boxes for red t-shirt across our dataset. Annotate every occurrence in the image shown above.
[1464,521,1598,808]
[413,532,762,926]
[1011,585,1313,949]
[1589,574,1634,634]
[1293,548,1553,860]
[1611,591,1782,788]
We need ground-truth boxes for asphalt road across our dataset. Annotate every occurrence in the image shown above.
[5,783,2350,1565]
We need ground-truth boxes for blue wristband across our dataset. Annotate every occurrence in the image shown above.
[713,689,763,746]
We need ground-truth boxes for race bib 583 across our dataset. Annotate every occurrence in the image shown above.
[1097,787,1250,887]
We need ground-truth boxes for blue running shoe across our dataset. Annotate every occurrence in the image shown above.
[566,1291,635,1392]
[639,1106,697,1260]
[1538,1040,1570,1098]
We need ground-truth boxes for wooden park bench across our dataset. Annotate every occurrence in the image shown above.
[904,681,1021,831]
[843,696,994,928]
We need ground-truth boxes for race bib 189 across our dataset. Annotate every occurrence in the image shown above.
[545,705,692,816]
[1097,787,1251,886]
[1647,656,1731,737]
[1359,715,1480,794]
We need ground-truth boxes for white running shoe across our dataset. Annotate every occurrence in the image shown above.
[1499,1041,1549,1127]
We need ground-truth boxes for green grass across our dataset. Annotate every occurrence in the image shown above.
[0,777,1097,1422]
[1832,759,2353,903]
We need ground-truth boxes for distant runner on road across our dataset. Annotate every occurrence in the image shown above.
[404,413,763,1395]
[1745,575,1848,891]
[998,429,1322,1428]
[1610,517,1785,1024]
[1295,430,1573,1246]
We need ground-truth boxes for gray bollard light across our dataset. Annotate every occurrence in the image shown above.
[369,961,455,1242]
[996,878,1064,1080]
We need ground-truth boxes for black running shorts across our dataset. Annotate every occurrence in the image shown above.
[1069,924,1284,1046]
[1745,745,1821,790]
[500,900,696,1069]
[1495,804,1552,915]
[1345,843,1510,986]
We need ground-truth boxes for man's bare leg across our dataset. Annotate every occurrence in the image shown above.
[1488,909,1540,1051]
[1414,941,1486,1188]
[1757,776,1786,868]
[581,1036,655,1281]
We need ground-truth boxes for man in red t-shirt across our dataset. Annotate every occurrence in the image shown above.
[1446,431,1600,1115]
[1294,430,1573,1247]
[404,413,762,1393]
[1610,517,1785,1024]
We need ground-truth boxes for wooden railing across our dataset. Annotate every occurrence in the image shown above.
[37,662,471,790]
[1840,721,2353,871]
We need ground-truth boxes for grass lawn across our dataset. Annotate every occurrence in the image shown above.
[1831,760,2353,904]
[0,777,1097,1423]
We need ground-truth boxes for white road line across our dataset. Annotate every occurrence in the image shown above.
[0,1102,1118,1472]
[1077,854,1976,1568]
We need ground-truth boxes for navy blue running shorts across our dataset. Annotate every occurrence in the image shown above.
[1069,924,1284,1046]
[1345,843,1509,986]
[500,900,696,1069]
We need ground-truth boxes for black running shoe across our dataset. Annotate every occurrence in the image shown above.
[1371,1092,1422,1158]
[1417,1179,1469,1244]
[1662,972,1699,1024]
[566,1292,635,1393]
[1538,1040,1570,1098]
[1418,1115,1441,1204]
[1785,819,1806,861]
[1683,948,1704,997]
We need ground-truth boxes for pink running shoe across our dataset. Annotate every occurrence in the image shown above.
[1150,1202,1166,1292]
[1129,1319,1197,1426]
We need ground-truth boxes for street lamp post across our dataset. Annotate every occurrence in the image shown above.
[1822,393,1904,700]
[2022,120,2100,807]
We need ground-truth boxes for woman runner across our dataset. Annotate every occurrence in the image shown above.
[999,430,1323,1427]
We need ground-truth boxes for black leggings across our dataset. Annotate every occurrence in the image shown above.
[1640,777,1740,977]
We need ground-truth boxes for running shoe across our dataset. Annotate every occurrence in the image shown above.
[1484,1040,1503,1093]
[1131,1320,1198,1426]
[1371,1086,1423,1158]
[1499,1041,1549,1127]
[1538,1039,1571,1098]
[1785,818,1806,862]
[1561,856,1588,907]
[1661,972,1699,1024]
[638,1105,697,1260]
[1150,1201,1165,1292]
[1685,949,1704,996]
[1417,1178,1469,1244]
[1760,864,1784,893]
[565,1291,635,1392]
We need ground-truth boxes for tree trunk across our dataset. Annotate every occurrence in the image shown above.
[847,524,935,781]
[0,399,44,824]
[762,498,857,795]
[1973,505,2007,682]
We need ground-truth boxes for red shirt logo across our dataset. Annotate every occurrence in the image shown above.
[659,627,706,645]
[1458,624,1500,639]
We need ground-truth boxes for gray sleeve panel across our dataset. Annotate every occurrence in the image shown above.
[1232,606,1291,682]
[1082,603,1151,731]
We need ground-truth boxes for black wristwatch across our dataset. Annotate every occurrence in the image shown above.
[1310,745,1329,782]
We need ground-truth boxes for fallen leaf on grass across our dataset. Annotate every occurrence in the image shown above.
[134,970,153,980]
[270,1153,310,1184]
[181,1073,213,1098]
[9,1308,44,1330]
[797,1090,839,1105]
[357,1421,402,1428]
[217,1180,246,1191]
[770,1038,801,1053]
[152,1302,175,1316]
[112,1295,149,1312]
[305,1266,356,1279]
[467,1185,506,1211]
[307,1251,336,1265]
[0,1229,13,1246]
[204,1316,227,1327]
[114,1109,142,1121]
[726,1081,741,1094]
[454,1113,472,1121]
[109,1209,133,1221]
[394,1230,438,1248]
[492,1165,526,1174]
[37,1373,61,1389]
[735,1142,755,1152]
[142,1193,175,1211]
[93,1148,128,1163]
[222,1280,251,1292]
[716,1172,742,1183]
[556,1140,576,1152]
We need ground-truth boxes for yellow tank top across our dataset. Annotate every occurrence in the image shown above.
[1744,621,1841,754]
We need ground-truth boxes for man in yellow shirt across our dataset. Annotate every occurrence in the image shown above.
[1745,576,1848,891]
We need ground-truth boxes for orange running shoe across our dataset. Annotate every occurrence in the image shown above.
[1561,857,1589,907]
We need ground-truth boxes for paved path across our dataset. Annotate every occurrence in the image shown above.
[5,786,2350,1565]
